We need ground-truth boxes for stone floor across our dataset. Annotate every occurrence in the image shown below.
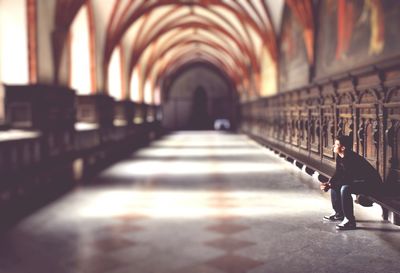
[0,131,399,273]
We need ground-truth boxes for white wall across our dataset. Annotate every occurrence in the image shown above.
[58,39,69,86]
[169,66,230,100]
[162,66,233,130]
[0,0,29,84]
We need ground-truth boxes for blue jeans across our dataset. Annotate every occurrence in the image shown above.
[330,181,374,221]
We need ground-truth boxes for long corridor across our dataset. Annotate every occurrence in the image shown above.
[0,132,399,273]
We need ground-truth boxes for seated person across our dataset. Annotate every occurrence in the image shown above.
[320,135,382,230]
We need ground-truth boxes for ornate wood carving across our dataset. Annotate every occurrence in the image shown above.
[241,63,400,185]
[337,92,354,137]
[356,89,380,167]
[321,86,336,160]
[384,87,400,183]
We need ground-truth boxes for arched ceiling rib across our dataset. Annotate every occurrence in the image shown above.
[142,40,245,92]
[124,6,260,73]
[152,43,241,84]
[101,0,280,98]
[143,38,246,82]
[58,0,291,99]
[159,51,237,86]
[128,21,254,80]
[161,44,237,76]
[105,0,277,61]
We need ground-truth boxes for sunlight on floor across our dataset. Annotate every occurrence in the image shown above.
[106,160,287,176]
[78,189,327,219]
[137,147,263,157]
[80,133,318,219]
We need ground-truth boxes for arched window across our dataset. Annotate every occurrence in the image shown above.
[70,3,95,95]
[130,67,141,102]
[144,80,153,104]
[0,0,30,85]
[0,84,4,124]
[0,0,36,124]
[154,86,161,105]
[108,46,124,100]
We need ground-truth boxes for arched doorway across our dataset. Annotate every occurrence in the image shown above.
[161,63,238,131]
[188,86,212,130]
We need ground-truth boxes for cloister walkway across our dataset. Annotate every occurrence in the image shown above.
[0,132,399,273]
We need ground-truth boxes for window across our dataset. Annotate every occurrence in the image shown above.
[70,4,94,95]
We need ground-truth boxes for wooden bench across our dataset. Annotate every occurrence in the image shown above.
[249,134,400,226]
[365,194,400,225]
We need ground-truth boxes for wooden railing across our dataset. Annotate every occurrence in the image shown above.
[0,85,163,223]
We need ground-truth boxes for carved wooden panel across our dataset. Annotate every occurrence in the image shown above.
[283,94,291,144]
[337,92,354,132]
[308,88,321,155]
[271,97,280,140]
[260,98,268,136]
[289,92,299,146]
[299,90,308,150]
[255,100,263,136]
[240,57,400,186]
[321,89,336,160]
[5,85,75,130]
[277,96,285,142]
[77,95,115,126]
[356,89,379,167]
[0,131,41,175]
[249,101,256,135]
[115,100,135,125]
[385,87,400,183]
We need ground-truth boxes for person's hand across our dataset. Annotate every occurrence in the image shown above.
[320,182,331,192]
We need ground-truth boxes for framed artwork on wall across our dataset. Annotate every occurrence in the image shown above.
[279,5,310,92]
[316,0,400,79]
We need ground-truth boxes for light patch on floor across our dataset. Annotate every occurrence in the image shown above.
[77,189,328,219]
[0,131,399,273]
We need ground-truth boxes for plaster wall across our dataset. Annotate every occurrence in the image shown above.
[0,0,29,84]
[91,0,116,92]
[162,66,235,130]
[36,0,56,84]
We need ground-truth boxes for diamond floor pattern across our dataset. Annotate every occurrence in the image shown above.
[0,132,399,273]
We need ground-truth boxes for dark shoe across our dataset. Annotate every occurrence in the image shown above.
[336,219,356,230]
[323,214,344,222]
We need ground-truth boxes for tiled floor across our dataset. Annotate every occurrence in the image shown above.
[0,132,399,273]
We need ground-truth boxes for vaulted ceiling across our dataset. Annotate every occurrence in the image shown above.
[56,0,292,99]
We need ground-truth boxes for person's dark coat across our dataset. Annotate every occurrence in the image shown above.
[330,150,382,191]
